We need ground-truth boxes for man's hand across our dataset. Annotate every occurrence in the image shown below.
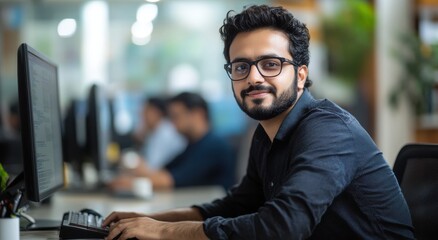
[102,209,206,239]
[106,217,164,240]
[102,211,148,227]
[105,216,208,240]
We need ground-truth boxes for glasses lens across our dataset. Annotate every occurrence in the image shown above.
[257,58,282,77]
[229,62,249,80]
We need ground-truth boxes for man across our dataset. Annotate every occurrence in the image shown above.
[103,5,414,239]
[135,96,186,170]
[163,92,235,189]
[110,92,235,190]
[108,97,186,191]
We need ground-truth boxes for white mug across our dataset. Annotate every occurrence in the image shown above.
[0,217,20,240]
[133,177,153,200]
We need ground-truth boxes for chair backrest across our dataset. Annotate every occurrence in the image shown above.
[393,143,438,240]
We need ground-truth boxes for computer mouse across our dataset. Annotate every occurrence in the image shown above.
[79,208,102,218]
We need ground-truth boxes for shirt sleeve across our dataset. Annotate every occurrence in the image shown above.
[200,114,359,239]
[194,164,265,219]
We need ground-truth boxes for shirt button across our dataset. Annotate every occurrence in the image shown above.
[270,182,274,187]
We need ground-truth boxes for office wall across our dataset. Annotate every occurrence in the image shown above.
[376,0,415,166]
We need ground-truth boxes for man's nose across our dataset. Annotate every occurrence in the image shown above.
[246,65,265,85]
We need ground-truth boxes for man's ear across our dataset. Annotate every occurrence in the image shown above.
[297,65,308,90]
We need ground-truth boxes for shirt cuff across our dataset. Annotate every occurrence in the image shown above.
[191,205,209,220]
[203,216,232,240]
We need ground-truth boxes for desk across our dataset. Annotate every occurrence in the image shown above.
[20,186,225,239]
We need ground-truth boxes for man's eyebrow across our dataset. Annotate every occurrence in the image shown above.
[230,54,282,63]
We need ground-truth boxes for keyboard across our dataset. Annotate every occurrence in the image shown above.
[59,211,109,239]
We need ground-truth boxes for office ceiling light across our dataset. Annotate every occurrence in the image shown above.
[82,0,109,84]
[146,0,160,3]
[137,3,158,23]
[131,21,153,45]
[132,35,151,46]
[169,2,217,29]
[131,21,153,39]
[168,63,200,93]
[57,18,76,37]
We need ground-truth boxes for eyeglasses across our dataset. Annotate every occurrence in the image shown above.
[224,56,297,81]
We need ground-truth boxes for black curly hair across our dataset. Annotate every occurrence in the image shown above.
[219,5,312,88]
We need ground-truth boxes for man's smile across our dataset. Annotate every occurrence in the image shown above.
[246,90,271,99]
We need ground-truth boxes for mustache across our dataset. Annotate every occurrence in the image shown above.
[240,85,276,99]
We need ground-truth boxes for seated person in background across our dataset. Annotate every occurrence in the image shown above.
[0,100,23,176]
[0,100,21,141]
[109,92,236,191]
[133,96,186,170]
[103,5,414,240]
[110,96,185,191]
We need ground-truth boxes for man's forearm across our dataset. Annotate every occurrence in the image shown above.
[148,169,174,189]
[148,207,204,222]
[161,221,208,240]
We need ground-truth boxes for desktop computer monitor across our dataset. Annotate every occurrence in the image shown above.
[62,99,88,180]
[86,84,112,183]
[17,43,64,202]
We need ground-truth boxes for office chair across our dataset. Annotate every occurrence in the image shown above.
[393,143,438,240]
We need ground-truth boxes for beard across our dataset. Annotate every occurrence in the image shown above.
[233,75,298,121]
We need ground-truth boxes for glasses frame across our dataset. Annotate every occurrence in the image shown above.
[224,56,297,81]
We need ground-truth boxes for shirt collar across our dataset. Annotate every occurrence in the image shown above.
[274,88,316,141]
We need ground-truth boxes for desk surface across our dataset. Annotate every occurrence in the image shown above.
[21,186,225,239]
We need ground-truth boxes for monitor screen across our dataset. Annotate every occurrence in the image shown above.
[17,43,64,202]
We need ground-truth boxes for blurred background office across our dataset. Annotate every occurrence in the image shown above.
[0,0,438,183]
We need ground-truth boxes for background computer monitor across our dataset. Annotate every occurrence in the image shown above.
[62,99,88,181]
[86,83,112,183]
[17,43,64,203]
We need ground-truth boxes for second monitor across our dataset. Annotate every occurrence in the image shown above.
[85,84,113,184]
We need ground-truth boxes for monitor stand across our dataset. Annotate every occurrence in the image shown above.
[4,173,61,231]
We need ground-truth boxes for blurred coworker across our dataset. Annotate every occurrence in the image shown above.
[0,101,22,175]
[0,101,21,140]
[109,92,235,190]
[165,92,235,189]
[135,97,186,170]
[109,96,185,189]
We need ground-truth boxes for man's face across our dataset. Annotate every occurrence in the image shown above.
[143,104,161,130]
[168,102,191,137]
[229,28,306,121]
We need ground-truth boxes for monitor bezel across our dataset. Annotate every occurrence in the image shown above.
[17,43,65,202]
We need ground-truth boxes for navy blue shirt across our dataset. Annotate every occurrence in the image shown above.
[165,131,235,190]
[194,89,414,239]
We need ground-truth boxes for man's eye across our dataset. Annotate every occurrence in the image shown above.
[261,60,280,69]
[234,63,249,73]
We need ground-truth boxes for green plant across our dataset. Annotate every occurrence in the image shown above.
[389,33,438,115]
[0,163,9,193]
[321,0,375,87]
